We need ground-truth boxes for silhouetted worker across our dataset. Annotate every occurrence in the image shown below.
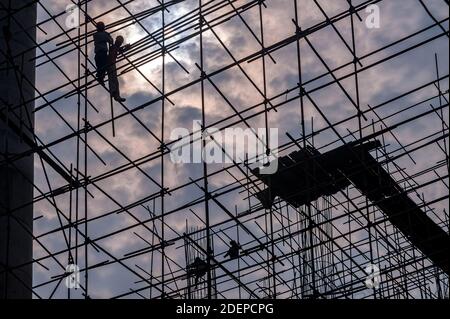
[187,257,208,287]
[224,240,241,259]
[93,21,113,84]
[107,35,131,102]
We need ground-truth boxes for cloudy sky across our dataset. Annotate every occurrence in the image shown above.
[28,0,449,298]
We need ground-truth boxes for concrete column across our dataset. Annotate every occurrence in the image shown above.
[0,0,36,299]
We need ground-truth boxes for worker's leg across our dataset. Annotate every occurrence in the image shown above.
[108,65,125,102]
[108,65,119,98]
[114,74,121,98]
[195,276,199,287]
[95,51,108,83]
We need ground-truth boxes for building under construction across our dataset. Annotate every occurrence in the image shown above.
[0,0,448,299]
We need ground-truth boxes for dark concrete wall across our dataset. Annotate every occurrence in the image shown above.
[0,0,36,299]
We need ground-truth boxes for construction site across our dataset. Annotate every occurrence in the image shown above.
[0,0,449,299]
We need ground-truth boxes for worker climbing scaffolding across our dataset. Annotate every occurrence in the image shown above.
[107,35,131,102]
[93,22,131,102]
[187,257,208,288]
[224,240,241,260]
[93,22,112,85]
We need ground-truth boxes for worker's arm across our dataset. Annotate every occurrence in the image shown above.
[107,33,114,45]
[117,44,131,57]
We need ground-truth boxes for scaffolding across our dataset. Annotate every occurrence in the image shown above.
[0,0,449,299]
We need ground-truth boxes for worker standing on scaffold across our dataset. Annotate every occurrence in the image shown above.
[224,240,241,259]
[93,22,113,85]
[107,35,130,102]
[187,257,208,288]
